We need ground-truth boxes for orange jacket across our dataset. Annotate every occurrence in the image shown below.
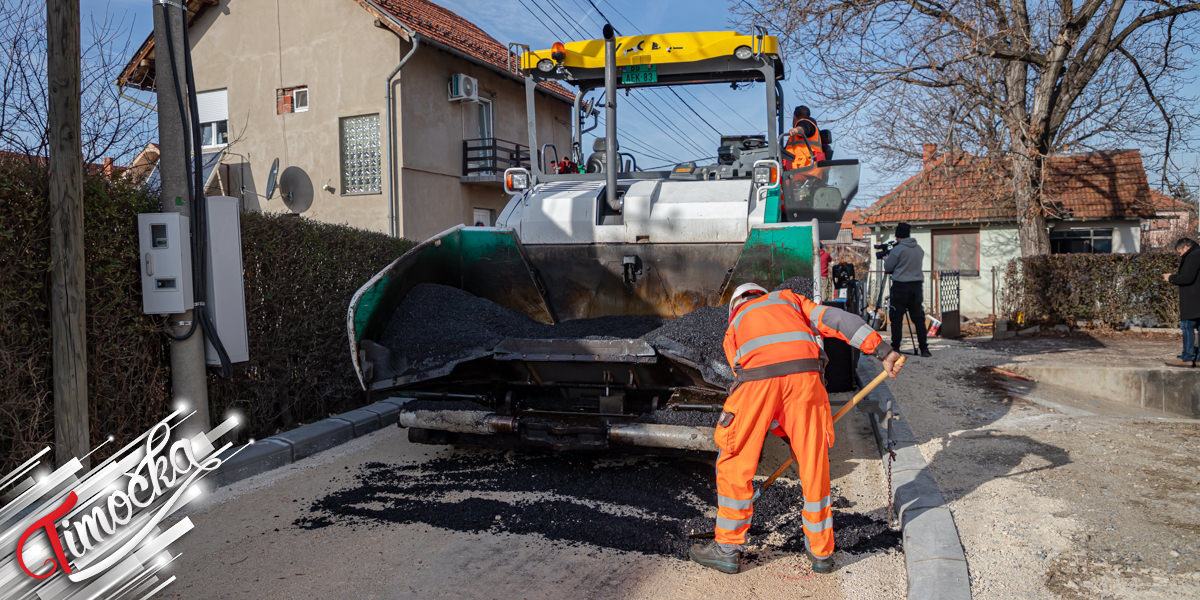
[723,289,891,380]
[783,118,825,170]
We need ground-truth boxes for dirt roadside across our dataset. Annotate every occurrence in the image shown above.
[158,404,904,600]
[885,335,1200,599]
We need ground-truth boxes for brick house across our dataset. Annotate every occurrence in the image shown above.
[858,145,1156,317]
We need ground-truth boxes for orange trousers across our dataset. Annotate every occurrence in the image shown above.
[713,371,835,558]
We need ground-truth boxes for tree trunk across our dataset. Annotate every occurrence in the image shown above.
[1011,145,1051,256]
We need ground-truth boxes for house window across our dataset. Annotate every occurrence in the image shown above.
[932,228,980,276]
[1050,228,1113,254]
[339,114,381,195]
[464,99,495,171]
[277,86,309,113]
[196,89,228,148]
[472,208,494,227]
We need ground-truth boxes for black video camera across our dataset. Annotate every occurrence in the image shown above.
[874,240,895,259]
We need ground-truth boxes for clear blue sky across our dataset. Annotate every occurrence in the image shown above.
[92,0,1197,205]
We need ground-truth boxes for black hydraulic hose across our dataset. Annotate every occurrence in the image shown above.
[180,11,232,379]
[159,3,232,379]
[158,3,199,301]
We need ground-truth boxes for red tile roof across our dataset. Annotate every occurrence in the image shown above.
[118,0,574,102]
[859,149,1156,226]
[371,0,573,102]
[1146,189,1196,214]
[839,209,869,240]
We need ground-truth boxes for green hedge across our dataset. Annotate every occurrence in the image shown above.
[0,158,169,469]
[207,213,412,436]
[1001,253,1181,327]
[0,158,413,471]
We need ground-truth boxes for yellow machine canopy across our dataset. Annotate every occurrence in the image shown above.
[521,31,783,88]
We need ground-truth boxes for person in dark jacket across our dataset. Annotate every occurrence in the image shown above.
[884,222,931,357]
[1164,237,1200,366]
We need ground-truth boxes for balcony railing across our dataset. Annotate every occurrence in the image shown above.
[462,137,530,179]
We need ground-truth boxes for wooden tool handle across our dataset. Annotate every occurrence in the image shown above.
[832,355,904,423]
[759,357,905,494]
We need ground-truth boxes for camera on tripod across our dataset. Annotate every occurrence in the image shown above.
[874,240,896,259]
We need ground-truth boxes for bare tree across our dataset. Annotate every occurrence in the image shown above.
[739,0,1200,255]
[0,0,154,166]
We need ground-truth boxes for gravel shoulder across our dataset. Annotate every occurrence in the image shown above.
[159,406,903,600]
[885,336,1200,599]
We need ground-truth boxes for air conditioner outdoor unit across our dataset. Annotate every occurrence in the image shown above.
[448,73,479,102]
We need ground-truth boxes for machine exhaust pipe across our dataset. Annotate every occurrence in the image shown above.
[397,408,717,452]
[608,423,718,452]
[603,24,621,212]
[398,410,517,435]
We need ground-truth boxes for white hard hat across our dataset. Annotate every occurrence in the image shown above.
[728,282,768,318]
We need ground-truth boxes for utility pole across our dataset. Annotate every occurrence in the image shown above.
[47,0,89,467]
[153,2,211,434]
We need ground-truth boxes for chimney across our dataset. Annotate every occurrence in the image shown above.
[102,157,114,176]
[922,143,937,170]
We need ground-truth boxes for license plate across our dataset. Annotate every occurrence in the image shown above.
[622,64,657,84]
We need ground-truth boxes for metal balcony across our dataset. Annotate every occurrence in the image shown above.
[461,138,530,184]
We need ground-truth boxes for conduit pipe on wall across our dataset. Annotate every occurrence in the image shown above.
[374,14,420,238]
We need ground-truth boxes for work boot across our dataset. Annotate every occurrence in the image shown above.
[689,540,741,574]
[806,549,835,574]
[920,348,932,358]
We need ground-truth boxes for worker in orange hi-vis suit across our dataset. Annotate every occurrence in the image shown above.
[689,283,905,575]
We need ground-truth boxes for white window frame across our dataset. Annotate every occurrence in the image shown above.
[197,89,229,149]
[293,86,309,112]
[200,120,228,149]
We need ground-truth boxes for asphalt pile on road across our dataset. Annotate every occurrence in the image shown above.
[293,450,900,560]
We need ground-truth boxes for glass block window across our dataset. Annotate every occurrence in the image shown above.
[340,114,381,194]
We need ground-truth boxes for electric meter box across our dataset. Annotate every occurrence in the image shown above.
[138,213,194,315]
[203,196,249,365]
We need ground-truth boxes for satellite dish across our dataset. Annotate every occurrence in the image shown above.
[278,166,314,213]
[265,158,280,200]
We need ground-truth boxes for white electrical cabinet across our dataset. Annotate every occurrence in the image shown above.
[204,196,249,365]
[138,213,194,315]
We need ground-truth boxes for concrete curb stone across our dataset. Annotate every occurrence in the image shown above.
[332,408,384,436]
[274,419,354,461]
[211,397,417,489]
[857,360,971,600]
[360,400,403,426]
[211,438,294,488]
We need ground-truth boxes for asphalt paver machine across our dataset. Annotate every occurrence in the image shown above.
[347,27,860,452]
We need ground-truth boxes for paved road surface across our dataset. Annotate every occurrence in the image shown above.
[161,403,904,600]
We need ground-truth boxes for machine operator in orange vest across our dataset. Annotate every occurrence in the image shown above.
[782,105,825,170]
[689,283,906,575]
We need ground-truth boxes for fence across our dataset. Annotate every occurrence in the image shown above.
[863,269,960,314]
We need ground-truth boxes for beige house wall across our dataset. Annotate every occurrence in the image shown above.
[397,46,571,240]
[188,0,398,233]
[187,0,571,240]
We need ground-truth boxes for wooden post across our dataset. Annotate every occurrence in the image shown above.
[47,0,89,467]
